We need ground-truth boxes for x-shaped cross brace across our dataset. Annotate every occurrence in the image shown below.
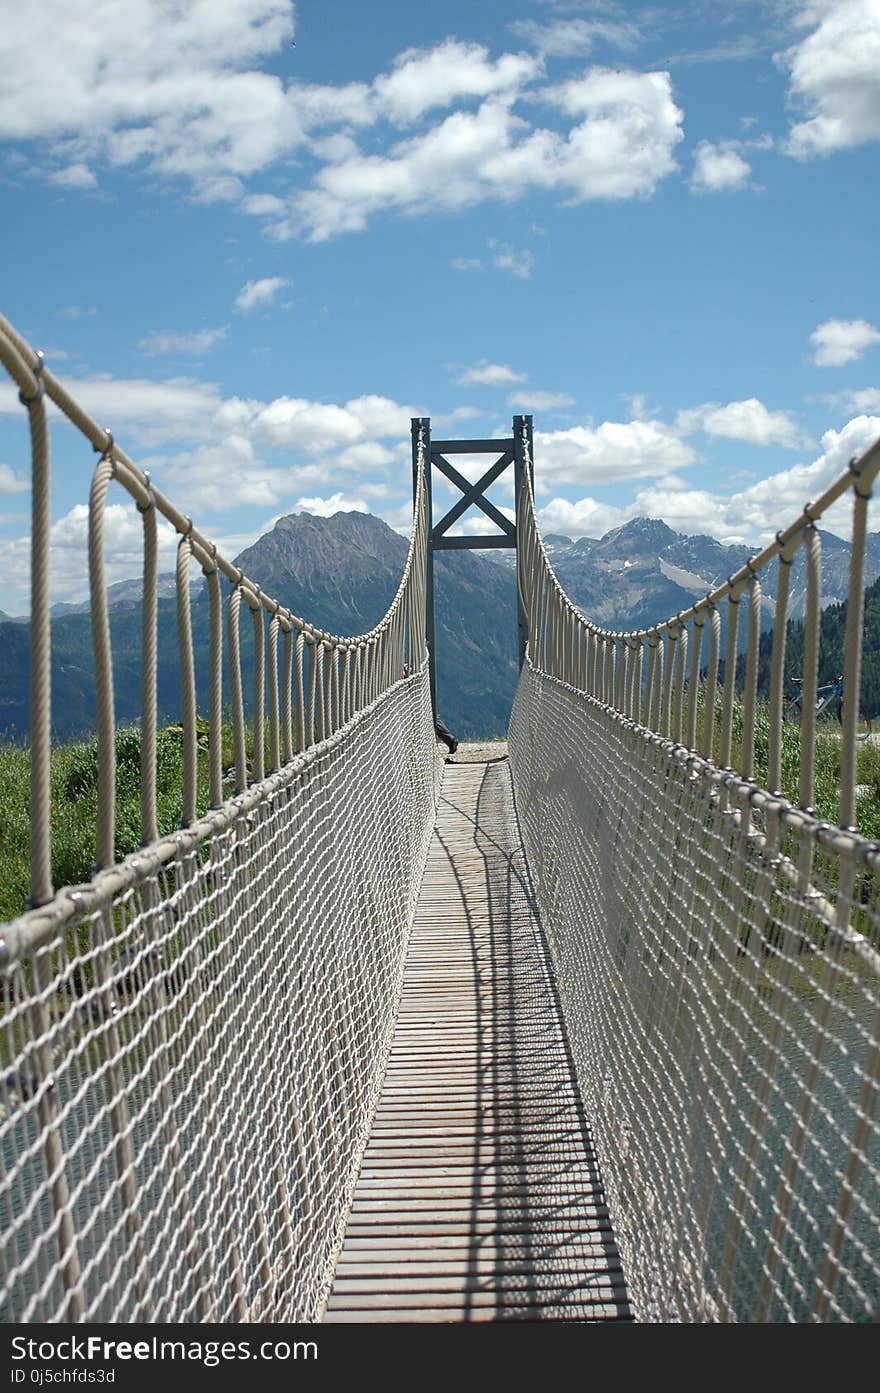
[432,449,516,543]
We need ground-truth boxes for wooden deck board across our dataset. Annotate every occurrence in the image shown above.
[325,750,630,1324]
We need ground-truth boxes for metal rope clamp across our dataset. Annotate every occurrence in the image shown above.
[18,350,45,407]
[137,469,155,516]
[849,453,874,501]
[93,429,114,464]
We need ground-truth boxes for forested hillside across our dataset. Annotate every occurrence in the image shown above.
[755,571,880,718]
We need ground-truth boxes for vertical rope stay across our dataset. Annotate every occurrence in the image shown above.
[140,491,159,841]
[22,354,52,906]
[740,575,761,783]
[206,560,224,810]
[671,623,687,746]
[767,549,794,797]
[799,527,822,813]
[89,451,117,870]
[268,613,281,774]
[719,593,740,774]
[687,617,703,751]
[176,531,198,827]
[229,585,247,793]
[702,609,720,761]
[662,629,676,740]
[839,482,871,833]
[295,631,306,753]
[315,641,326,744]
[306,636,317,748]
[282,623,294,765]
[251,598,265,785]
[648,636,661,732]
[614,634,626,714]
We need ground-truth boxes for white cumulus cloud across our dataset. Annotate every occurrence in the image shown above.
[290,68,683,241]
[836,387,880,413]
[0,371,420,500]
[0,373,227,447]
[0,501,181,608]
[252,398,364,452]
[240,193,287,216]
[536,496,626,539]
[371,41,538,125]
[545,69,684,200]
[234,277,291,312]
[151,437,284,512]
[780,0,880,158]
[690,140,752,192]
[811,317,880,366]
[337,441,395,471]
[1,14,686,241]
[0,1,301,196]
[677,398,807,447]
[534,415,880,548]
[536,419,698,486]
[456,361,527,387]
[632,414,880,541]
[346,395,417,438]
[293,492,369,517]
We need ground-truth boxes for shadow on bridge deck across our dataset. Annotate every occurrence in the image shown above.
[325,745,631,1322]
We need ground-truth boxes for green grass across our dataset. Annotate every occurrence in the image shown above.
[724,698,880,838]
[0,721,250,924]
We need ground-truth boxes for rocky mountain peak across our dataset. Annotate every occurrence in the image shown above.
[594,516,680,559]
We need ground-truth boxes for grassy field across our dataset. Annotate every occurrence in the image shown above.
[1,700,879,924]
[0,723,237,924]
[727,701,880,838]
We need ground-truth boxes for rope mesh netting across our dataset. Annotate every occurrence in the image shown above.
[510,667,880,1320]
[2,675,439,1322]
[0,312,441,1321]
[509,422,880,1322]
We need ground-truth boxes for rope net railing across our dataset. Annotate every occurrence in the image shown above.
[0,312,441,1321]
[510,419,880,1322]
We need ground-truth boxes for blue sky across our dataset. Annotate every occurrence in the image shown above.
[0,0,878,615]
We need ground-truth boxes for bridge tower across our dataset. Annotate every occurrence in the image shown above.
[411,415,534,721]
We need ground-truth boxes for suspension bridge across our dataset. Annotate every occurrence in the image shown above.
[0,309,879,1324]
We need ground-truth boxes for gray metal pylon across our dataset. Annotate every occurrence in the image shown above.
[411,415,533,724]
[411,417,436,721]
[513,415,533,669]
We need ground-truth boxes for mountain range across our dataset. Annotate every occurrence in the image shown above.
[489,515,868,628]
[1,509,877,742]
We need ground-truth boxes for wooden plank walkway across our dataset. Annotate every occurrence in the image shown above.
[325,746,630,1322]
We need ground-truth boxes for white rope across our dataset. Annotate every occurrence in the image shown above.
[510,418,880,1321]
